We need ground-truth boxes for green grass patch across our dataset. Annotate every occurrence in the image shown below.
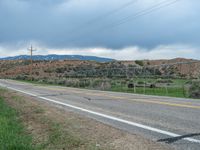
[111,86,186,98]
[14,78,191,98]
[0,96,36,150]
[48,123,84,149]
[0,89,104,150]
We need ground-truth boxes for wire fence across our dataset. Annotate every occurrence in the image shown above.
[39,60,199,98]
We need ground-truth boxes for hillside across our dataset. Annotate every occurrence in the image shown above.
[0,58,199,80]
[0,58,199,98]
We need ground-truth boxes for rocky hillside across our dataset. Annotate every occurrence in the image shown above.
[0,58,199,80]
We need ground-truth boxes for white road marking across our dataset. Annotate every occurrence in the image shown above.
[1,83,200,144]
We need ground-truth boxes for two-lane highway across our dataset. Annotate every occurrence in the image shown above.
[0,79,200,150]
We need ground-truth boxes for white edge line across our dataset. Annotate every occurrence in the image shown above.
[1,83,200,144]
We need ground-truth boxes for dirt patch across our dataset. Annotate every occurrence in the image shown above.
[0,89,173,150]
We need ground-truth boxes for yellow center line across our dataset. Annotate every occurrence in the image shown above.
[107,95,200,109]
[87,94,200,110]
[39,86,200,109]
[129,99,200,109]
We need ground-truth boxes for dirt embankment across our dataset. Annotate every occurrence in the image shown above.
[0,89,172,150]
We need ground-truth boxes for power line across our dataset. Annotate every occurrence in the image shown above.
[100,0,181,30]
[65,0,138,36]
[85,0,138,25]
[67,0,181,43]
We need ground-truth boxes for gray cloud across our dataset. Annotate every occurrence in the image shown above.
[0,0,200,52]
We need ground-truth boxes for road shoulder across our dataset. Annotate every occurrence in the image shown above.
[0,88,173,150]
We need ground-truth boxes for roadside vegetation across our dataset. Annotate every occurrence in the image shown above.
[0,88,170,150]
[0,89,35,150]
[1,59,200,99]
[0,88,101,150]
[187,80,200,99]
[14,77,200,99]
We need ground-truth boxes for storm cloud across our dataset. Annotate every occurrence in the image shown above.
[0,0,200,59]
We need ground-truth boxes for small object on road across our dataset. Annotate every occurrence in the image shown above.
[84,97,91,101]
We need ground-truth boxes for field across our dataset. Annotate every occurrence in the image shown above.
[110,78,189,98]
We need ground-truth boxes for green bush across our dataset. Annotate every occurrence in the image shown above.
[15,75,28,81]
[55,67,65,74]
[156,79,173,84]
[188,80,200,99]
[137,81,145,85]
[135,60,144,66]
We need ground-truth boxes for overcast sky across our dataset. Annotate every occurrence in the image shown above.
[0,0,200,60]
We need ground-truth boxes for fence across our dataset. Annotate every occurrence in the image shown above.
[58,61,200,98]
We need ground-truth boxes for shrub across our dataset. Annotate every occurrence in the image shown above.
[135,60,144,66]
[150,84,156,88]
[128,83,134,88]
[15,75,28,80]
[56,79,66,85]
[156,79,173,84]
[188,80,200,99]
[55,67,65,73]
[100,81,111,90]
[46,79,55,84]
[137,81,145,85]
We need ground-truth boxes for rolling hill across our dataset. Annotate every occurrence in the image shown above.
[0,54,114,62]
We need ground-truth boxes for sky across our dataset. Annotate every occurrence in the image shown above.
[0,0,200,60]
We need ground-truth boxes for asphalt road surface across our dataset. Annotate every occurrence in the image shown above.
[0,79,200,150]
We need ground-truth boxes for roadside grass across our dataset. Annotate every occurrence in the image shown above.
[111,86,185,98]
[44,122,85,150]
[12,79,51,86]
[0,88,108,150]
[13,78,191,98]
[0,95,35,150]
[110,78,191,98]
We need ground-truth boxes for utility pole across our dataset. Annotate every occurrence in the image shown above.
[144,67,146,94]
[28,45,36,81]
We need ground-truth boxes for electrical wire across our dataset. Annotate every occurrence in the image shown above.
[66,0,138,35]
[98,0,181,32]
[67,0,182,43]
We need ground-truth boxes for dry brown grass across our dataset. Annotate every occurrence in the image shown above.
[0,88,172,150]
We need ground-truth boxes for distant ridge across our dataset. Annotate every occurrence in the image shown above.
[0,54,114,62]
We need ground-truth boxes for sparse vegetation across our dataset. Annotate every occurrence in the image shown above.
[0,91,35,150]
[0,59,200,99]
[0,89,110,150]
[135,60,144,66]
[1,88,159,150]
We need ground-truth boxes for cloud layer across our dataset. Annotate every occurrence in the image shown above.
[1,44,199,60]
[0,0,200,59]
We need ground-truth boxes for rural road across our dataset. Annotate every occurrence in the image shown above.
[0,79,200,150]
